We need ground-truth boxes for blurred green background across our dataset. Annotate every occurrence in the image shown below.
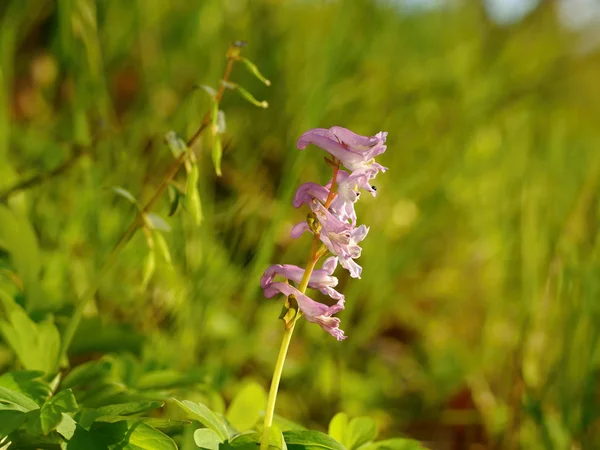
[2,0,600,448]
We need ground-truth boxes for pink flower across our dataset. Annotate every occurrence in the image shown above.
[261,126,388,341]
[263,281,346,341]
[297,126,388,174]
[261,257,344,301]
[312,203,369,278]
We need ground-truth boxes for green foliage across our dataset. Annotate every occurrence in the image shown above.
[328,413,377,450]
[172,399,229,441]
[0,297,60,373]
[193,428,222,450]
[0,205,41,308]
[1,0,600,448]
[185,164,203,226]
[283,430,345,450]
[0,374,417,450]
[225,382,267,431]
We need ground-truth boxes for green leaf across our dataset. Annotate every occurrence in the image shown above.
[201,85,217,97]
[0,296,61,373]
[154,232,172,265]
[328,413,348,444]
[24,409,44,435]
[138,418,191,431]
[40,389,79,434]
[92,415,191,431]
[62,424,109,450]
[235,85,268,109]
[345,417,377,450]
[216,110,226,134]
[226,381,267,431]
[240,57,271,86]
[111,187,138,205]
[222,431,260,450]
[136,369,206,390]
[210,99,219,133]
[141,250,156,290]
[57,412,78,440]
[194,428,222,450]
[61,360,112,390]
[165,131,187,157]
[76,382,127,408]
[0,370,50,405]
[360,439,426,450]
[171,398,229,441]
[167,185,180,217]
[268,425,288,450]
[283,430,345,450]
[272,414,306,432]
[185,164,202,225]
[145,213,171,232]
[77,408,103,429]
[0,205,41,305]
[0,407,28,436]
[7,428,63,447]
[92,420,178,450]
[0,386,40,411]
[95,401,164,417]
[212,135,223,177]
[69,319,143,358]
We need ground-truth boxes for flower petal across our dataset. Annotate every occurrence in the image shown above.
[293,182,329,208]
[328,126,386,151]
[291,222,311,239]
[263,282,346,340]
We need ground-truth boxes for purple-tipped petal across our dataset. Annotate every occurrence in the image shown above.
[263,281,346,340]
[293,182,329,208]
[320,256,338,275]
[297,131,361,164]
[310,315,347,341]
[291,222,311,239]
[297,127,388,173]
[352,224,369,242]
[260,258,343,302]
[340,257,363,279]
[327,126,386,151]
[296,128,329,149]
[319,286,345,300]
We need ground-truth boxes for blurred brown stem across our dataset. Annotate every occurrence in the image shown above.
[0,148,88,203]
[55,49,238,372]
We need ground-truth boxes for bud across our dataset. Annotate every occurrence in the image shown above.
[165,131,187,157]
[235,85,269,109]
[240,57,271,86]
[212,135,223,177]
[279,295,299,329]
[185,164,202,225]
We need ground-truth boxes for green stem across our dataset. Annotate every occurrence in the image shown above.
[260,254,319,450]
[260,163,340,450]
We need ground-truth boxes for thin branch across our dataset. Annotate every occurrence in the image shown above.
[0,148,88,203]
[55,47,239,370]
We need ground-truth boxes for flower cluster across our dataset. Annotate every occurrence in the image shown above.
[260,126,388,341]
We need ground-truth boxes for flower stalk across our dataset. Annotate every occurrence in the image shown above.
[260,250,318,450]
[259,126,388,450]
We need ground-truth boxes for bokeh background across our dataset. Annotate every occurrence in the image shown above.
[2,0,600,448]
